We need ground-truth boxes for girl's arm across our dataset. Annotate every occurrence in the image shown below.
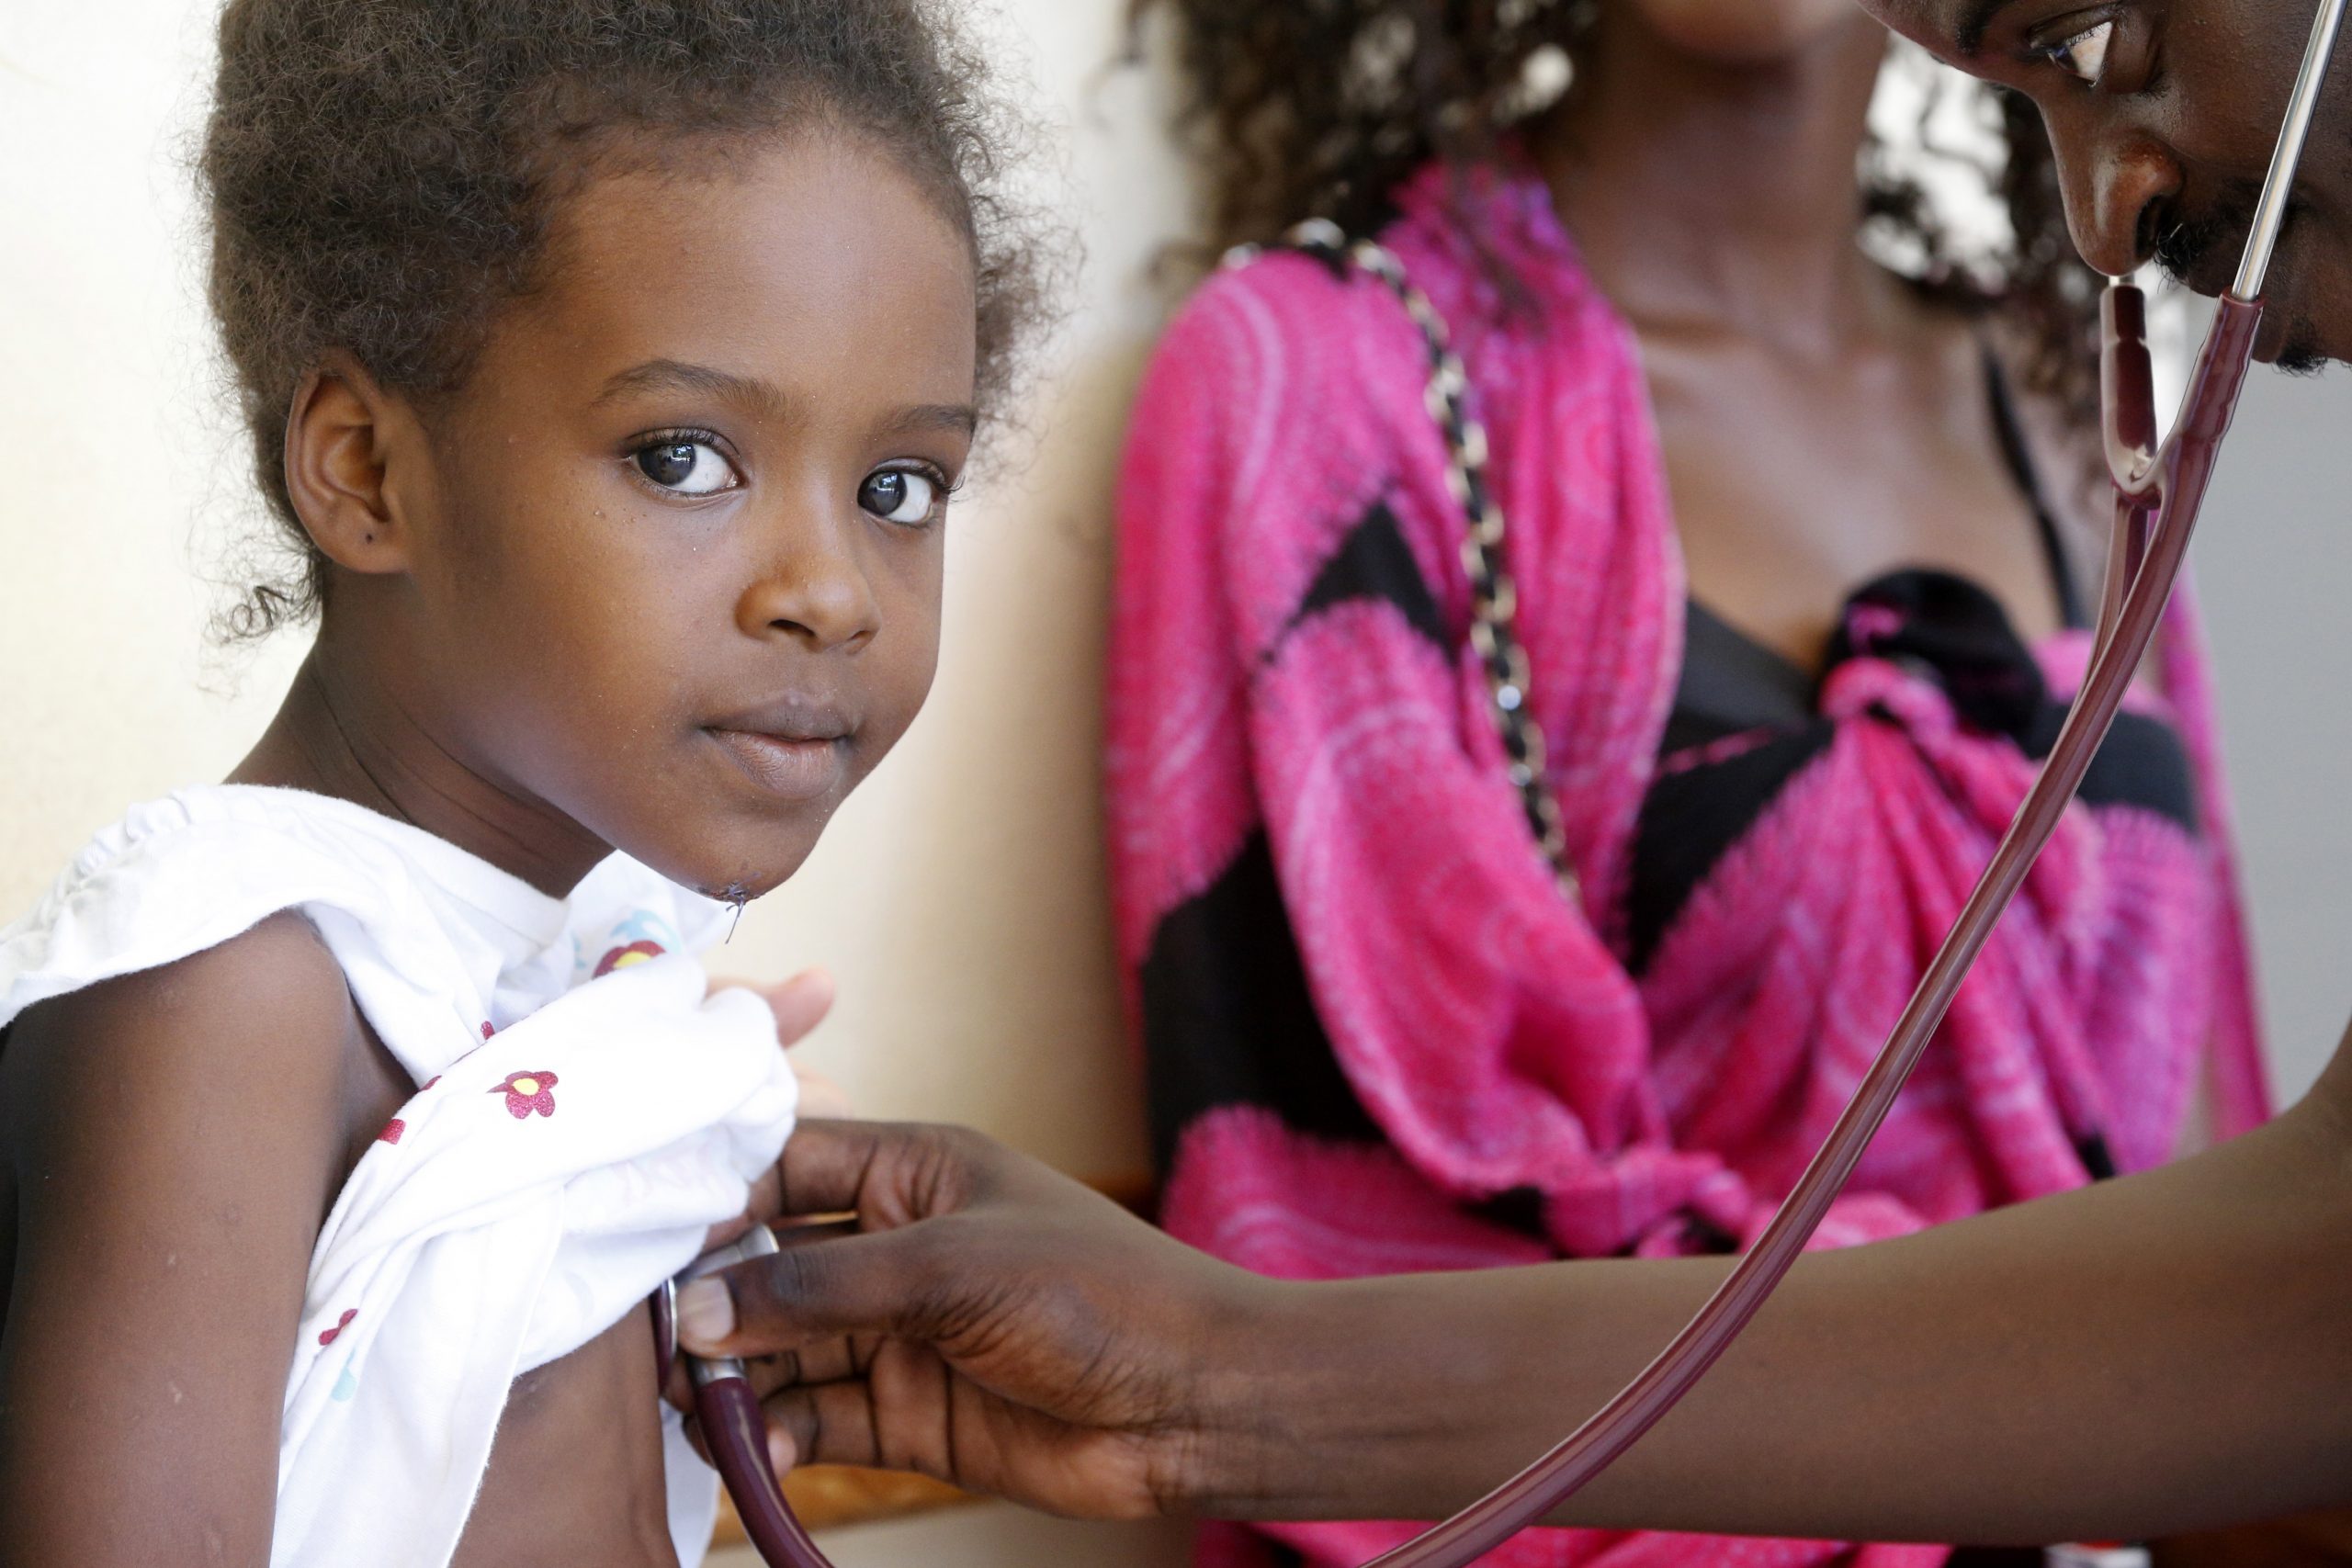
[682,1032,2352,1540]
[0,913,364,1565]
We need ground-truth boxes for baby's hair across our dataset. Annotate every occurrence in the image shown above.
[200,0,1055,638]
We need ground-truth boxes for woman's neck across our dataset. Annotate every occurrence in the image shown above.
[232,643,609,897]
[1533,12,1900,359]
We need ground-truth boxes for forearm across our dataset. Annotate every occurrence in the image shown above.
[1217,1082,2352,1542]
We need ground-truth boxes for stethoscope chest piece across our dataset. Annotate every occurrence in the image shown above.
[661,1224,832,1568]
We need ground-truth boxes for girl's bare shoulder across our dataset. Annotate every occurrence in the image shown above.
[1,910,382,1190]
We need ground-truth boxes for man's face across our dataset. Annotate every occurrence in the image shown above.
[1863,0,2352,367]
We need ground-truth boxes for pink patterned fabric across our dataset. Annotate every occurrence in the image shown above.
[1109,163,2267,1567]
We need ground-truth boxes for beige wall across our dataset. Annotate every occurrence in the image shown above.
[2,0,1190,1560]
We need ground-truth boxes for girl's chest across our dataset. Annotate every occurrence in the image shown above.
[450,1301,684,1568]
[327,1004,691,1566]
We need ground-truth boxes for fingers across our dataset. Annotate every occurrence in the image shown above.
[710,1120,1001,1312]
[792,1061,854,1120]
[677,1221,953,1356]
[771,1118,988,1220]
[753,1338,958,1477]
[771,1118,894,1216]
[685,1348,894,1474]
[725,969,852,1111]
[712,966,835,1046]
[759,1380,888,1472]
[763,967,835,1044]
[704,1159,784,1250]
[740,1330,871,1398]
[682,1392,865,1476]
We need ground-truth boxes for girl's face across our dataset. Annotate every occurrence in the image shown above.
[345,131,977,899]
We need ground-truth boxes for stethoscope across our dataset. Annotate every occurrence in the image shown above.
[658,1224,837,1563]
[662,2,2349,1559]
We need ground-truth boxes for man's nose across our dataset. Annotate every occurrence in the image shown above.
[2054,118,2182,277]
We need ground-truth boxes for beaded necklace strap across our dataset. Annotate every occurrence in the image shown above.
[1225,219,1578,905]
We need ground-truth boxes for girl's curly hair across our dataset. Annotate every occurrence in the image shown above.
[200,0,1055,638]
[1132,0,2098,467]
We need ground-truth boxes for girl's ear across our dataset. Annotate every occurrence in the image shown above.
[281,351,434,575]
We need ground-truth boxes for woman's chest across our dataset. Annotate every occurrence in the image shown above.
[1645,350,2067,667]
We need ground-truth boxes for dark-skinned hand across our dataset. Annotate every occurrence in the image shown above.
[669,1118,1284,1520]
[697,967,848,1254]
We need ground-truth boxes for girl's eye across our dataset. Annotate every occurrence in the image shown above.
[633,439,740,496]
[2041,18,2114,84]
[857,468,943,525]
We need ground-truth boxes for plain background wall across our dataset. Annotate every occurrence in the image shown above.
[2188,356,2352,1105]
[5,4,2347,1562]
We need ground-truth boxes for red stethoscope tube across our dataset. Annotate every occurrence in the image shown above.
[666,3,2343,1558]
[660,1224,836,1568]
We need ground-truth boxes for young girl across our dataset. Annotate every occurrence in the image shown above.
[0,3,1046,1564]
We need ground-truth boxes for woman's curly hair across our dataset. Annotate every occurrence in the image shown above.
[200,0,1056,638]
[1132,0,2099,466]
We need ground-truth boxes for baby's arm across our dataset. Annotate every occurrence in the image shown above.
[0,913,369,1565]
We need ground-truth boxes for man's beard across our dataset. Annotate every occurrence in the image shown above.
[2150,178,2264,292]
[2154,182,2337,371]
[2274,322,2331,374]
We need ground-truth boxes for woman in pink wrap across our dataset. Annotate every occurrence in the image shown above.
[1106,3,2268,1564]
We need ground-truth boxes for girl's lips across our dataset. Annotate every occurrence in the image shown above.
[706,728,848,801]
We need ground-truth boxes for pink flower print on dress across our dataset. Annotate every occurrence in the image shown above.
[491,1069,560,1120]
[377,1118,405,1145]
[593,940,665,978]
[319,1308,357,1346]
[481,1021,495,1040]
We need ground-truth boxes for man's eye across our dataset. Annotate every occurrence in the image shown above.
[633,440,740,496]
[2041,18,2113,84]
[857,468,942,525]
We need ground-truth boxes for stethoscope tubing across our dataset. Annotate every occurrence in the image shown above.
[674,4,2345,1559]
[660,1225,837,1568]
[695,1371,831,1563]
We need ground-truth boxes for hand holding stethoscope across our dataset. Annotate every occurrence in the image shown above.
[669,1,2350,1558]
[660,1224,835,1564]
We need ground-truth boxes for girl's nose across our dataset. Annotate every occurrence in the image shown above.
[733,508,880,652]
[2058,125,2183,278]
